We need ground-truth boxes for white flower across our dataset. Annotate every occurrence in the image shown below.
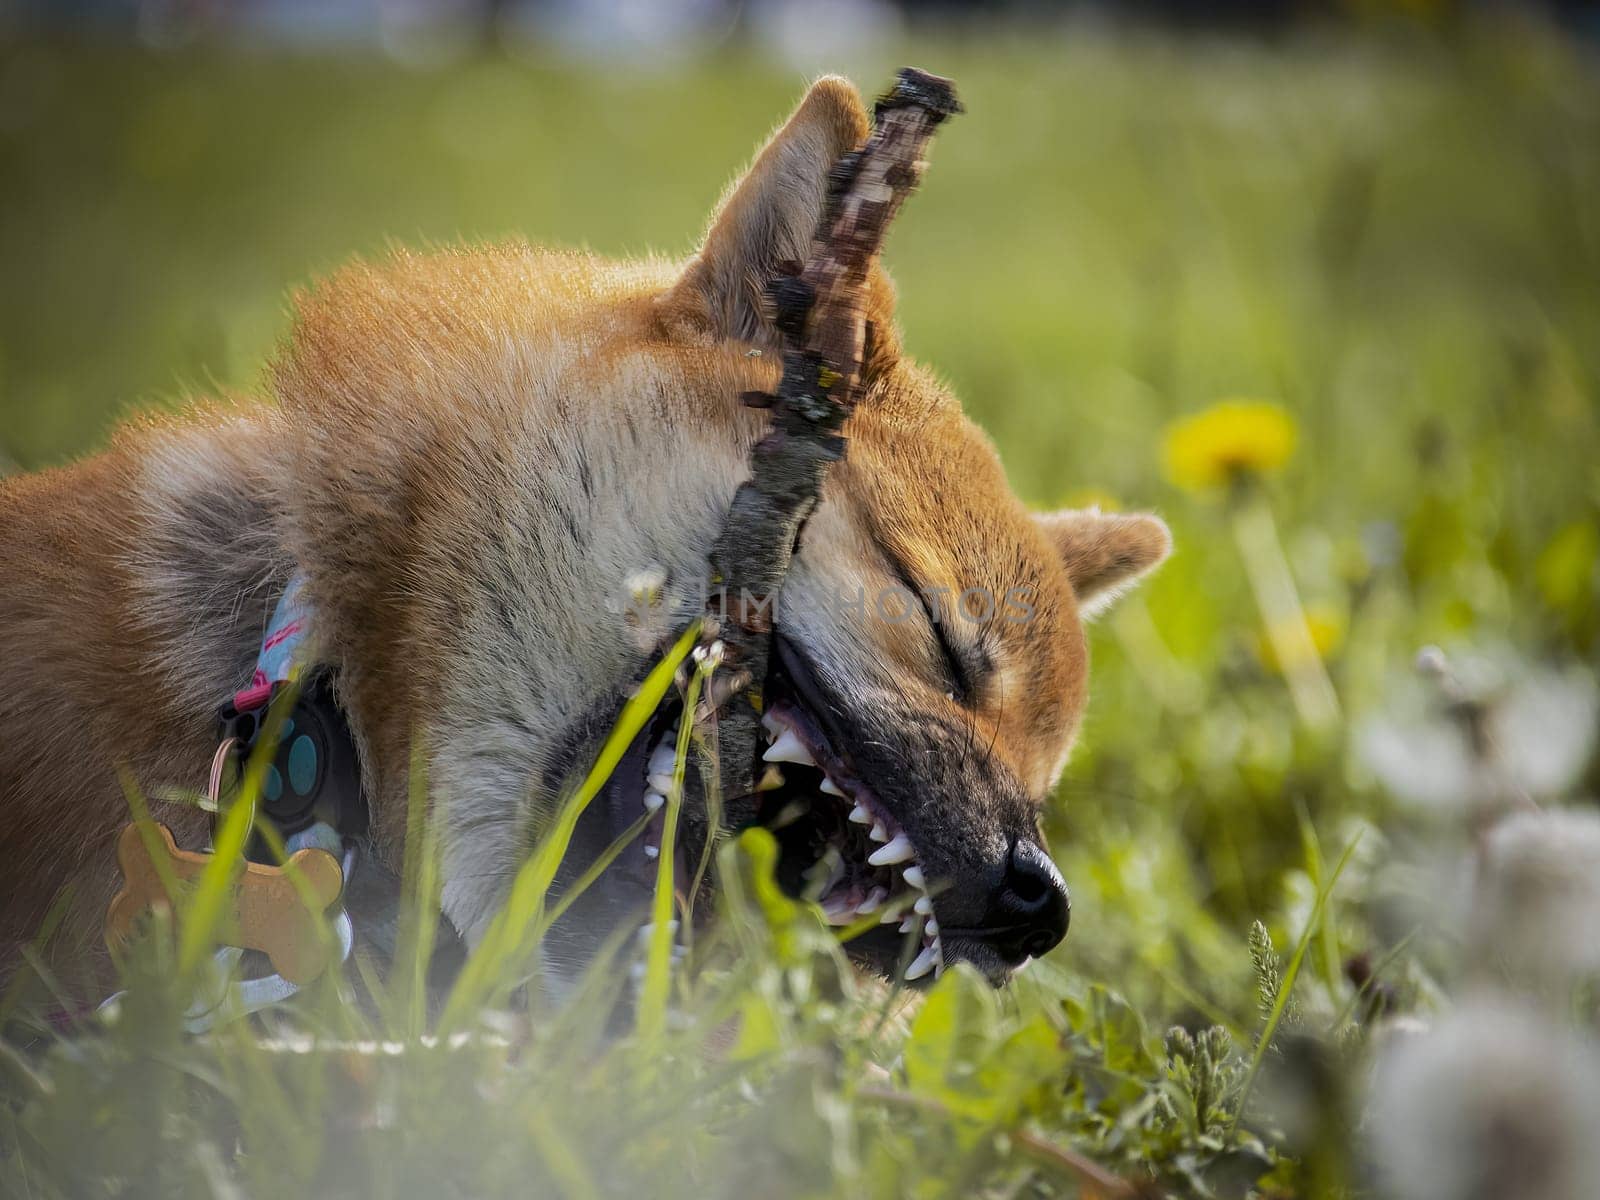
[1358,648,1596,814]
[1492,669,1599,798]
[1367,993,1600,1200]
[1358,714,1481,811]
[618,563,673,651]
[1471,808,1600,982]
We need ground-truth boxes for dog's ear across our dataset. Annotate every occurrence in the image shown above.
[1037,509,1171,617]
[660,76,877,347]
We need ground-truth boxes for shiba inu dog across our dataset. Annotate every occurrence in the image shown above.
[0,75,1168,991]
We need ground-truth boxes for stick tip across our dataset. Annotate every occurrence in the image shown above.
[877,68,964,123]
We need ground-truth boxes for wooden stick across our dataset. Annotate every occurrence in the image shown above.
[680,69,962,867]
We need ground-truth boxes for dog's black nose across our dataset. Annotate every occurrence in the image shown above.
[982,841,1071,964]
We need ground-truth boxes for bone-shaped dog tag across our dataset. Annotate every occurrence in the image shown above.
[105,822,344,985]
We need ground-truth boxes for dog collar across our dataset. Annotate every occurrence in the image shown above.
[216,575,367,861]
[103,573,364,1031]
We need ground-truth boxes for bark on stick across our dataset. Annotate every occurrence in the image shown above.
[685,68,962,861]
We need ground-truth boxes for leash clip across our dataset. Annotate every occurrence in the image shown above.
[214,671,367,861]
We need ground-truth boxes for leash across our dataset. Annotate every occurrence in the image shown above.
[102,574,365,1032]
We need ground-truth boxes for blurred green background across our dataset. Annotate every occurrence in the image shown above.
[1,15,1597,1013]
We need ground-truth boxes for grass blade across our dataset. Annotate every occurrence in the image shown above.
[1229,829,1362,1133]
[438,622,700,1032]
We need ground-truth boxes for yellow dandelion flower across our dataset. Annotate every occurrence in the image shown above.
[1256,607,1345,675]
[1161,400,1298,494]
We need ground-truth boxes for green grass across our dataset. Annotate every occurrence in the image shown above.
[2,19,1599,1198]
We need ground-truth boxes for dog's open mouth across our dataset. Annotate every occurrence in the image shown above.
[750,696,945,982]
[751,636,945,983]
[616,637,944,983]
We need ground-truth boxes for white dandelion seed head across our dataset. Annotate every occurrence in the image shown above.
[1413,644,1450,678]
[1490,668,1598,800]
[1357,711,1483,813]
[1357,647,1597,814]
[1471,807,1600,981]
[1367,993,1600,1200]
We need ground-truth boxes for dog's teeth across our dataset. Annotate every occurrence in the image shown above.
[644,844,660,859]
[932,938,945,978]
[820,856,847,895]
[756,765,785,791]
[924,917,939,936]
[848,803,872,825]
[648,744,676,774]
[760,710,784,740]
[914,894,934,916]
[905,943,939,981]
[898,916,916,933]
[901,865,925,889]
[820,777,845,797]
[880,907,903,925]
[868,821,888,843]
[643,790,666,813]
[822,902,856,926]
[647,771,674,794]
[637,920,678,944]
[762,729,814,766]
[856,886,888,915]
[868,834,915,867]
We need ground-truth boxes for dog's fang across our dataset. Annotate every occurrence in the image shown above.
[826,907,858,927]
[848,802,872,825]
[868,821,888,843]
[901,865,925,888]
[856,886,887,914]
[820,854,847,895]
[924,917,939,936]
[637,919,678,945]
[820,777,845,797]
[868,834,914,866]
[762,729,814,766]
[913,894,934,915]
[905,943,939,981]
[898,916,916,933]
